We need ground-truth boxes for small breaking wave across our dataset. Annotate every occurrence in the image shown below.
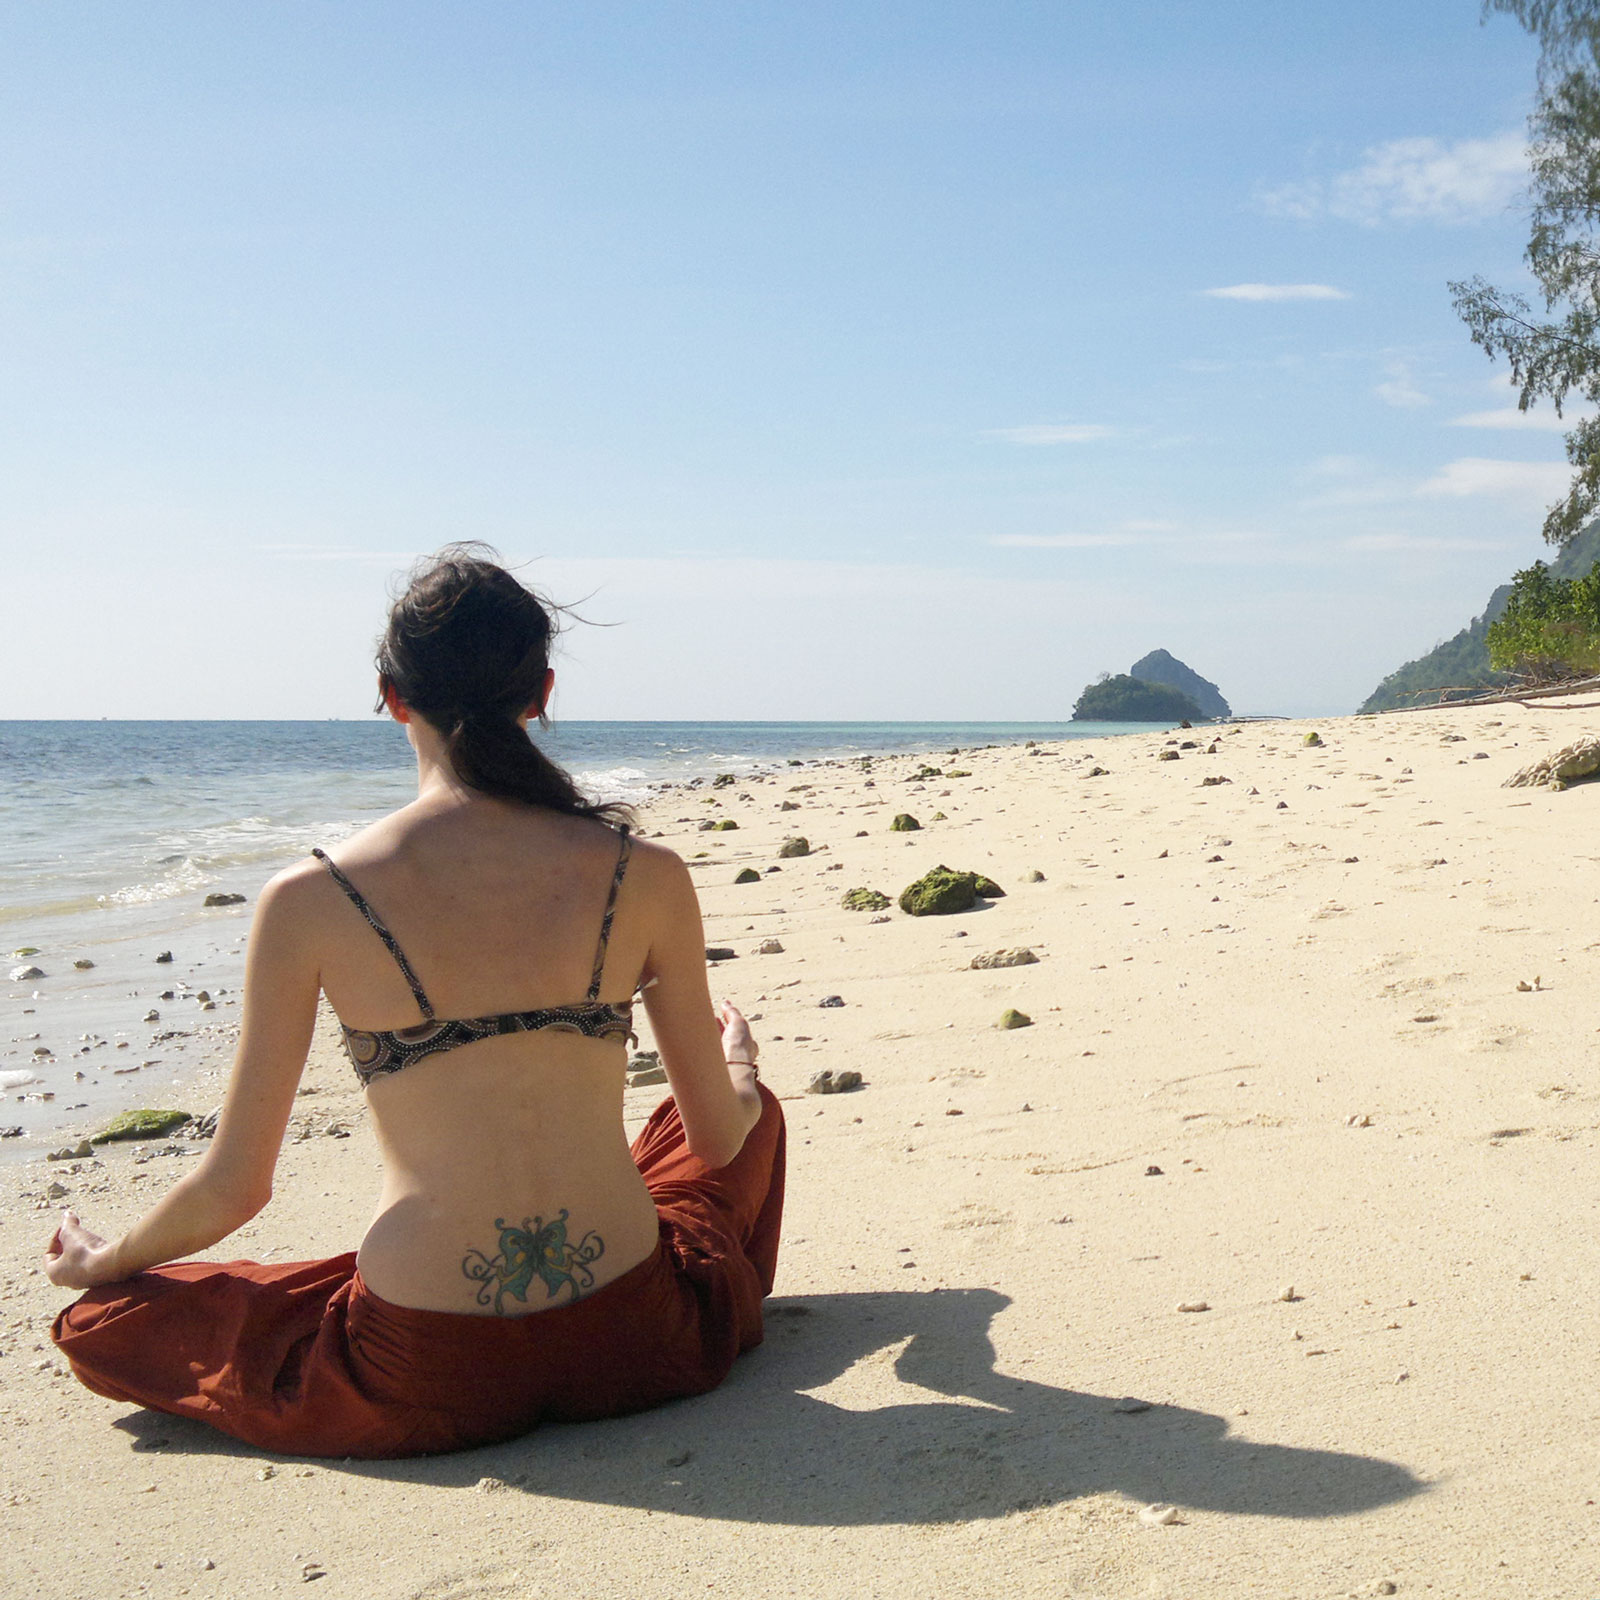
[101,857,211,907]
[573,766,657,805]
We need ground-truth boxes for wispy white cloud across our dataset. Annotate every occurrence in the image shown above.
[1375,360,1429,409]
[989,517,1183,548]
[1258,132,1525,226]
[984,423,1118,444]
[259,543,417,562]
[1202,282,1350,302]
[989,532,1143,548]
[1307,454,1371,478]
[1296,455,1417,509]
[1343,532,1510,553]
[1449,406,1582,432]
[1416,457,1573,498]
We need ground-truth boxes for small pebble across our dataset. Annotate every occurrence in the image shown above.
[806,1069,863,1095]
[1113,1397,1151,1414]
[1278,1285,1297,1302]
[1176,1301,1210,1314]
[1138,1503,1181,1526]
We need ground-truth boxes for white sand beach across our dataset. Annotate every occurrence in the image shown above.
[4,702,1598,1599]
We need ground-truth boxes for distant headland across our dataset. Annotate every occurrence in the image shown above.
[1072,650,1232,722]
[1360,521,1600,712]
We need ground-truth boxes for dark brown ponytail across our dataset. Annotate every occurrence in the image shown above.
[376,545,632,826]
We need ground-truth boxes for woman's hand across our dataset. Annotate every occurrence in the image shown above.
[715,999,759,1071]
[44,1210,123,1291]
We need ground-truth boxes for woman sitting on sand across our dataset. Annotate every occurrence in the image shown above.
[46,547,785,1459]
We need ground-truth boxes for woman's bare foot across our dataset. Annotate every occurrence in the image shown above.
[715,999,759,1073]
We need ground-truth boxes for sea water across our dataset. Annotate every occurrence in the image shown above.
[0,718,1146,1153]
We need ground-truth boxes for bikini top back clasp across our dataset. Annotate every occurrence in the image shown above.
[311,827,636,1085]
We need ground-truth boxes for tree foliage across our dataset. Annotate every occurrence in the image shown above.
[1450,2,1600,546]
[1359,516,1600,706]
[1071,674,1205,722]
[1486,1,1600,80]
[1485,557,1600,674]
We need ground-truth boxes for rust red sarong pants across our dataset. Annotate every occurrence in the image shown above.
[52,1088,785,1459]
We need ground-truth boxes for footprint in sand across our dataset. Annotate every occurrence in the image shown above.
[943,1204,1013,1230]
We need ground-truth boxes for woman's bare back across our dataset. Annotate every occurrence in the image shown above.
[300,798,666,1314]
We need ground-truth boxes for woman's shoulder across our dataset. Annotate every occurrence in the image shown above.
[619,827,689,884]
[258,812,413,912]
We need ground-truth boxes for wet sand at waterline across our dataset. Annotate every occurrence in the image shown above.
[3,702,1597,1599]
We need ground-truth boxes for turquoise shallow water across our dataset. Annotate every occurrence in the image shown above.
[0,718,1157,1152]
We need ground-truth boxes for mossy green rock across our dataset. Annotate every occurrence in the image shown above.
[890,813,921,832]
[842,887,891,912]
[898,865,978,916]
[735,867,761,884]
[92,1108,192,1143]
[997,1009,1033,1030]
[945,769,971,778]
[931,811,947,821]
[777,836,811,859]
[1303,732,1324,747]
[712,819,739,831]
[972,874,1005,898]
[912,764,943,780]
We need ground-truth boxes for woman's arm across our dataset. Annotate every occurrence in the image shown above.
[44,869,322,1289]
[639,852,763,1168]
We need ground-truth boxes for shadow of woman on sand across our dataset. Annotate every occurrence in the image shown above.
[117,1286,1425,1525]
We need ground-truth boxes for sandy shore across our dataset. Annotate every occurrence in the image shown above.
[3,704,1597,1598]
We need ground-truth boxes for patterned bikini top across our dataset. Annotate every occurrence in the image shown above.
[311,828,635,1087]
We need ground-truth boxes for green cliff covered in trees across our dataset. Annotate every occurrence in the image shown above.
[1072,673,1206,722]
[1360,521,1600,711]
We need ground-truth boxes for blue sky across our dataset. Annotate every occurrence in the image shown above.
[1,2,1573,718]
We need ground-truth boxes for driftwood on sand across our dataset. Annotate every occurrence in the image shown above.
[1381,674,1600,713]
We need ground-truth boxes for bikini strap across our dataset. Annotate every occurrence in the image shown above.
[311,849,436,1020]
[587,826,634,1002]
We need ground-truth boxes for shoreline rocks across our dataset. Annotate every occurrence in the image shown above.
[92,1109,193,1143]
[970,948,1039,971]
